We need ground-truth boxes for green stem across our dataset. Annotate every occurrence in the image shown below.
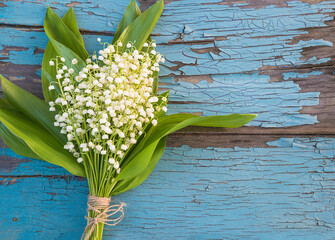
[84,210,105,240]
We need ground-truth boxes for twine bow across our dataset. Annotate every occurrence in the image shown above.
[81,195,126,240]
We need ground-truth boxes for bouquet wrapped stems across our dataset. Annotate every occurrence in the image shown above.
[83,197,105,240]
[81,159,126,239]
[82,190,125,239]
[0,0,256,239]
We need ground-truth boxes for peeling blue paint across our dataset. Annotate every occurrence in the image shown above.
[155,0,335,41]
[1,137,335,239]
[1,0,334,127]
[1,0,335,239]
[0,27,323,127]
[155,0,335,80]
[0,28,114,65]
[161,73,320,127]
[0,0,131,32]
[1,0,334,75]
[157,37,332,76]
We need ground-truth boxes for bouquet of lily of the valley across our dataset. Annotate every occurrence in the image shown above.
[0,0,256,239]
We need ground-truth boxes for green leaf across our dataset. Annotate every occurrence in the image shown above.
[42,7,86,102]
[120,113,256,180]
[0,96,17,110]
[44,6,88,61]
[0,122,42,160]
[115,139,160,181]
[111,136,167,195]
[0,98,41,160]
[62,7,85,46]
[142,113,257,149]
[0,107,85,177]
[0,75,67,145]
[117,0,164,51]
[112,0,141,44]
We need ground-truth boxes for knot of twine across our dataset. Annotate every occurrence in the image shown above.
[81,195,126,240]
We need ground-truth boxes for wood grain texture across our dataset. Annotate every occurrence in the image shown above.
[1,0,335,239]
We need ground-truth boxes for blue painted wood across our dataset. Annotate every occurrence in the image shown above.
[1,0,335,239]
[0,0,131,31]
[161,73,319,127]
[0,28,328,127]
[1,137,335,239]
[1,0,334,128]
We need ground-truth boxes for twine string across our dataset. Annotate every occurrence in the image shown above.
[81,196,126,240]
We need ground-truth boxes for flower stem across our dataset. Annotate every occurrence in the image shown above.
[84,210,105,240]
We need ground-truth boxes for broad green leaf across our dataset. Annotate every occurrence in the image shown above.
[115,139,160,181]
[141,113,257,150]
[62,7,85,46]
[0,98,41,160]
[0,122,41,160]
[112,0,141,44]
[117,0,164,51]
[111,136,167,195]
[42,7,86,102]
[0,75,66,145]
[44,6,88,61]
[0,96,17,110]
[121,113,256,175]
[0,107,85,177]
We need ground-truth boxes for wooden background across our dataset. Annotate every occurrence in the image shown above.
[1,0,335,239]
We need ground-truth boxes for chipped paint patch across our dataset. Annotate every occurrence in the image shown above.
[65,1,82,7]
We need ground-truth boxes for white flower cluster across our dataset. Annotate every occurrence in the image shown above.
[48,40,167,175]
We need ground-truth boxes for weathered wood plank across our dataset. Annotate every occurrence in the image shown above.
[1,0,335,131]
[1,0,334,35]
[1,26,335,131]
[1,137,335,239]
[2,134,326,176]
